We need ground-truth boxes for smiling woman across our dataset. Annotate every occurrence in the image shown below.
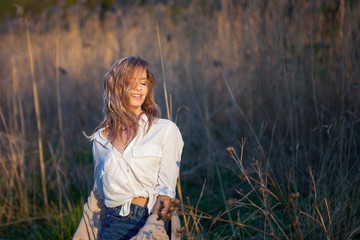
[127,69,149,116]
[73,56,184,240]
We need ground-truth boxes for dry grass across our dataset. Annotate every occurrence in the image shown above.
[0,0,359,239]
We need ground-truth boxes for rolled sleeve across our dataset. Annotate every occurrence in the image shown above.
[156,122,184,198]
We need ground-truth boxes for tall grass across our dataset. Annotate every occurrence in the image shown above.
[0,0,359,239]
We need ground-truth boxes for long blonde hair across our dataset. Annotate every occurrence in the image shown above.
[95,56,160,143]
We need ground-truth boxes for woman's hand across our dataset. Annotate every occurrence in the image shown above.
[152,195,171,219]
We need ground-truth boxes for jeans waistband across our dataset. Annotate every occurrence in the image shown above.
[109,203,149,217]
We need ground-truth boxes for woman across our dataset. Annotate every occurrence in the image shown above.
[73,56,184,240]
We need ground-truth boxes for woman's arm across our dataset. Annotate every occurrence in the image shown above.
[153,122,184,217]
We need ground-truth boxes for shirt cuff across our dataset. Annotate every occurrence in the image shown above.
[155,186,176,198]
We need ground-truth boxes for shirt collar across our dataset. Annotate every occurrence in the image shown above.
[93,113,150,147]
[139,113,149,126]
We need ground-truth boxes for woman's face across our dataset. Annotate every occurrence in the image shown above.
[127,68,148,116]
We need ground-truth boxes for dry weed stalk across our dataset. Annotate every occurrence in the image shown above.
[177,138,337,239]
[26,27,48,213]
[180,205,274,238]
[225,139,335,239]
[298,168,333,240]
[0,57,30,223]
[156,21,171,120]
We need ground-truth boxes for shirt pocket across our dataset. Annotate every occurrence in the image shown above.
[132,145,162,158]
[131,145,162,184]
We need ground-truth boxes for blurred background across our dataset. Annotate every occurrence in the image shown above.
[0,0,359,239]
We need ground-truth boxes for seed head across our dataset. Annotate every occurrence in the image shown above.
[226,146,235,156]
[171,198,180,205]
[241,171,248,181]
[227,198,236,206]
[177,227,186,233]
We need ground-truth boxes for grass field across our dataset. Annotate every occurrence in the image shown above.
[0,1,359,239]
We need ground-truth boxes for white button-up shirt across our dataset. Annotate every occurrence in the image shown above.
[91,114,184,216]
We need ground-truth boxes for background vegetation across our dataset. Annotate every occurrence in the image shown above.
[0,0,359,239]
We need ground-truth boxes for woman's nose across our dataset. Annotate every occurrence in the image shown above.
[134,83,142,91]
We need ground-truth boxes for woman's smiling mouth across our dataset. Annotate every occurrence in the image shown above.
[131,94,143,100]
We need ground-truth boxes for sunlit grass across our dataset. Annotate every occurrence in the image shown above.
[0,1,359,239]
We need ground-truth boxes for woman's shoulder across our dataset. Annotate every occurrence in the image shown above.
[154,118,184,147]
[89,128,101,140]
[154,117,174,124]
[90,128,110,146]
[153,118,183,139]
[154,118,179,130]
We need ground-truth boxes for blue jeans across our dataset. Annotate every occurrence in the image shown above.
[100,203,170,240]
